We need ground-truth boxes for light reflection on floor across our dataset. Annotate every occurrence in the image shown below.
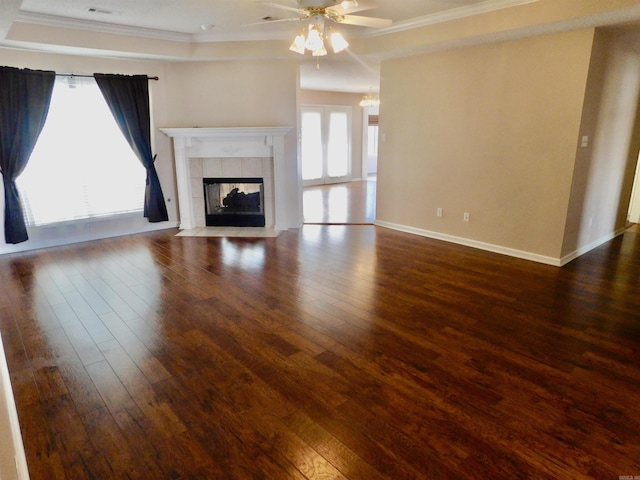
[300,179,378,301]
[31,245,163,352]
[220,237,266,270]
[303,179,376,224]
[300,224,378,309]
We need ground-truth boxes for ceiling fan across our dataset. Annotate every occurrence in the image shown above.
[259,0,392,29]
[256,0,392,57]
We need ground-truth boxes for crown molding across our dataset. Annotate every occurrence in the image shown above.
[361,0,540,37]
[15,10,298,43]
[14,11,192,42]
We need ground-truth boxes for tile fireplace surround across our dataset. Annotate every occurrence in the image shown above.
[160,127,295,232]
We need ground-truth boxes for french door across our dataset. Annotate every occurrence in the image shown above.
[301,105,351,186]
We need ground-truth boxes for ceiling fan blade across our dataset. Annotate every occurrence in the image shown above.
[244,17,302,26]
[328,6,374,16]
[329,1,376,15]
[257,2,303,14]
[338,14,392,28]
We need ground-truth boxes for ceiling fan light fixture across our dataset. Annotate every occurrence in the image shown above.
[305,24,324,52]
[264,0,390,57]
[312,44,328,57]
[289,32,306,54]
[330,30,349,53]
[285,9,355,58]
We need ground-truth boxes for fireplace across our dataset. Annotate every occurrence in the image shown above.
[160,127,298,231]
[203,177,265,227]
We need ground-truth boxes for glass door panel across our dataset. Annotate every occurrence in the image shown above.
[327,111,349,179]
[301,111,323,182]
[301,105,351,186]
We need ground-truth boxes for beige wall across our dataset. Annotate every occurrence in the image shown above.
[377,29,596,260]
[562,30,640,258]
[299,89,365,180]
[163,60,298,128]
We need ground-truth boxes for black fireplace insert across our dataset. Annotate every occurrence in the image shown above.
[203,177,265,227]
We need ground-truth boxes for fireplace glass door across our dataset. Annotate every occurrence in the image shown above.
[203,178,265,227]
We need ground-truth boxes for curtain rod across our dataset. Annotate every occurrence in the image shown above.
[55,73,159,80]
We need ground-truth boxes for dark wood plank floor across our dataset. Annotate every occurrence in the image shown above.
[1,223,639,479]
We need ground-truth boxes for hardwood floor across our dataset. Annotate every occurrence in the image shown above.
[1,222,639,479]
[303,178,376,224]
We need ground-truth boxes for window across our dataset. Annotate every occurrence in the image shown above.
[368,125,379,156]
[17,76,145,227]
[367,114,379,156]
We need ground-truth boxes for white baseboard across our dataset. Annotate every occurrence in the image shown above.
[375,220,628,266]
[374,220,563,266]
[559,228,627,266]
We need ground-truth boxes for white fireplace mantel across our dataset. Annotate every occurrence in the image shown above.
[160,127,293,231]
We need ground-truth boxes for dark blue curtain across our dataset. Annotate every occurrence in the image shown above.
[0,67,55,244]
[94,73,168,223]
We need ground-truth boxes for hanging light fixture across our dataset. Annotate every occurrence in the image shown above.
[360,87,380,107]
[289,15,349,57]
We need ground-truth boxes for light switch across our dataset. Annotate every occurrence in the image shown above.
[581,136,589,147]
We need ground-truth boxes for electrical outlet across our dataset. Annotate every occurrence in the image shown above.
[463,212,470,222]
[436,208,442,217]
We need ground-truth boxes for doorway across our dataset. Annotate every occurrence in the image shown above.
[301,103,376,225]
